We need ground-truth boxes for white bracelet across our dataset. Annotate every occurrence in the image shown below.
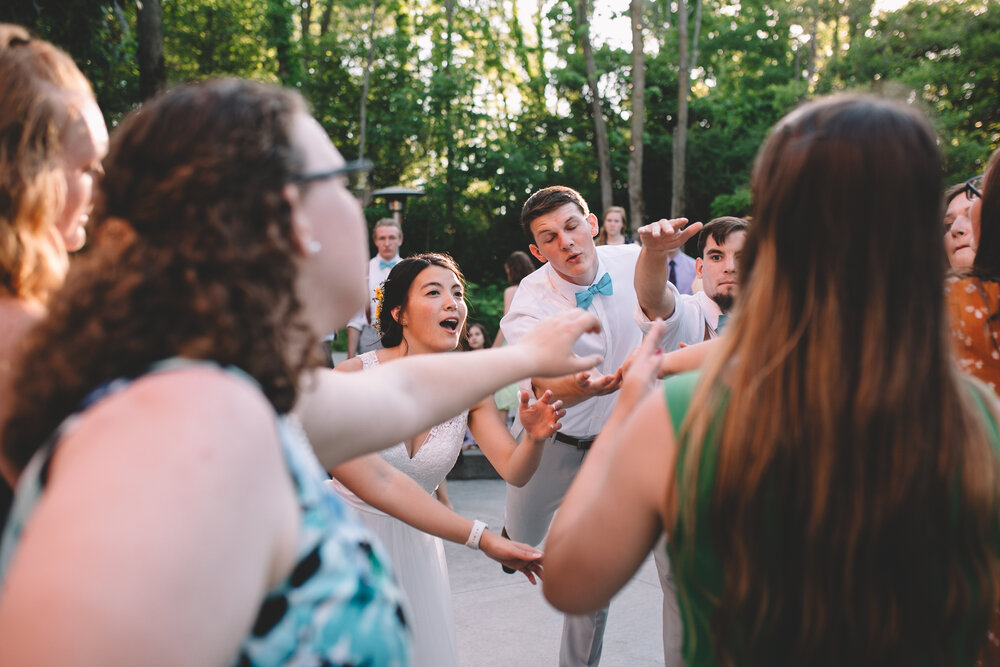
[465,519,487,550]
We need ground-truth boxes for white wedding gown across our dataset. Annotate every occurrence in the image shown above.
[327,351,469,667]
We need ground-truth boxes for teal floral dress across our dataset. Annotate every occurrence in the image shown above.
[0,361,411,667]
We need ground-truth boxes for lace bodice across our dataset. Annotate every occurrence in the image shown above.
[330,351,469,511]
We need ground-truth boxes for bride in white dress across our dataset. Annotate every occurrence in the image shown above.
[327,253,565,667]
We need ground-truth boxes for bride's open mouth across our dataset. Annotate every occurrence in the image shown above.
[440,318,460,332]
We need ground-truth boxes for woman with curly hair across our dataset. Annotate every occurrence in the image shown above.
[328,253,565,667]
[0,79,601,665]
[544,94,1000,666]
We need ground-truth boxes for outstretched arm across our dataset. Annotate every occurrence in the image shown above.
[470,389,565,487]
[544,321,678,613]
[529,367,623,408]
[634,218,703,320]
[330,455,544,583]
[658,338,720,377]
[297,309,602,468]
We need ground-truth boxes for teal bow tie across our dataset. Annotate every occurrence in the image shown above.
[716,314,728,332]
[575,272,613,310]
[379,259,398,270]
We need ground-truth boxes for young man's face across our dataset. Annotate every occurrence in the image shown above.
[696,230,746,312]
[373,224,402,260]
[527,203,600,286]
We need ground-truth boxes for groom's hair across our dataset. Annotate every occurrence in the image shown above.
[521,186,590,244]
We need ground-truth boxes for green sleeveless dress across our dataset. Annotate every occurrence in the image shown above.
[662,371,1000,666]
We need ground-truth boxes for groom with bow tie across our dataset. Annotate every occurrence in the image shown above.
[499,186,698,667]
[346,218,403,358]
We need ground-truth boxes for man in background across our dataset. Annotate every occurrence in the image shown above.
[346,218,403,358]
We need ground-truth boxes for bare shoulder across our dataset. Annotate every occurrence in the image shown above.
[333,355,365,374]
[55,364,280,476]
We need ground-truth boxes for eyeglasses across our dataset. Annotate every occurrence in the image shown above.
[290,159,373,193]
[966,174,983,201]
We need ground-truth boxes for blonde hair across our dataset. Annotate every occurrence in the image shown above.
[0,25,94,302]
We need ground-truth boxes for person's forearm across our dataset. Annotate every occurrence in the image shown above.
[492,435,545,488]
[300,346,542,468]
[333,456,474,544]
[346,327,360,359]
[659,338,719,376]
[635,248,675,320]
[530,375,586,407]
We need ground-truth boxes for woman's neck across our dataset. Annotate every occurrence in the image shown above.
[380,337,437,361]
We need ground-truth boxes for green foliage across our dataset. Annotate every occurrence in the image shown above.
[710,185,753,219]
[13,0,998,265]
[1,0,139,125]
[464,280,507,340]
[832,0,1000,181]
[164,0,276,81]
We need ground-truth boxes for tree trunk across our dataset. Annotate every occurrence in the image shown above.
[357,0,377,205]
[576,0,612,215]
[300,0,313,38]
[136,0,165,100]
[806,4,818,84]
[690,0,702,72]
[442,0,456,245]
[671,0,689,218]
[319,0,334,36]
[628,0,645,233]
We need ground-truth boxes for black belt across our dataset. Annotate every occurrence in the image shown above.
[554,432,597,450]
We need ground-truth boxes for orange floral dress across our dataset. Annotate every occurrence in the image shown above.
[946,275,1000,666]
[946,276,1000,393]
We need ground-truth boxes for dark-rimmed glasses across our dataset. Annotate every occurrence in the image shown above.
[290,159,373,193]
[966,174,983,201]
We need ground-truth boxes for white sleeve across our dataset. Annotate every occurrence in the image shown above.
[346,309,366,332]
[633,282,705,351]
[499,285,543,346]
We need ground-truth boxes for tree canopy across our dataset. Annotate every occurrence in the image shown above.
[5,0,996,330]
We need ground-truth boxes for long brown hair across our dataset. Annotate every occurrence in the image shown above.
[0,24,93,302]
[972,148,1000,281]
[4,79,317,472]
[677,94,1000,666]
[595,205,628,245]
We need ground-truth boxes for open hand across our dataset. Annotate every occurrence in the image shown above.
[519,310,603,378]
[637,218,703,253]
[573,366,623,398]
[518,389,565,441]
[480,531,544,584]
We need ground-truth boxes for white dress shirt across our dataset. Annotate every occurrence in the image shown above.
[636,281,724,351]
[347,254,401,331]
[500,244,649,438]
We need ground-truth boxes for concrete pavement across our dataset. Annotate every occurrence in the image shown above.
[443,479,665,666]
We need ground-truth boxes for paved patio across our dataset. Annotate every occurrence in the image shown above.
[443,479,665,666]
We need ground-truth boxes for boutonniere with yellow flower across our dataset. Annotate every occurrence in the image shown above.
[373,283,386,336]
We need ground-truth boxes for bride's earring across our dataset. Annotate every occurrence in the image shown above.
[307,240,322,254]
